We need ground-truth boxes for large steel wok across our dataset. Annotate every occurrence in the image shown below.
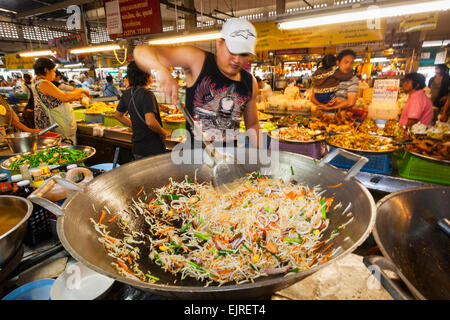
[28,148,376,299]
[368,187,450,300]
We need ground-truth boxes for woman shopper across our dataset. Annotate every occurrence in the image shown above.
[31,58,88,144]
[114,61,170,160]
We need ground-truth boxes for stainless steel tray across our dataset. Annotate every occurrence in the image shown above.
[1,145,96,171]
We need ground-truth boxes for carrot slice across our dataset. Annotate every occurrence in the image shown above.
[98,210,107,224]
[136,185,144,197]
[108,214,120,223]
[326,183,342,188]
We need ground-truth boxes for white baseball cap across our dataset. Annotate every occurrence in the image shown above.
[221,18,257,55]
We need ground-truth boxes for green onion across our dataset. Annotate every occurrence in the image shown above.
[145,274,159,281]
[289,268,299,274]
[230,226,235,233]
[320,198,327,219]
[188,178,193,183]
[162,194,180,200]
[194,232,210,241]
[269,252,282,263]
[180,221,191,233]
[284,237,302,244]
[186,260,213,277]
[249,263,258,272]
[313,158,317,165]
[290,165,295,175]
[242,242,253,254]
[155,202,164,205]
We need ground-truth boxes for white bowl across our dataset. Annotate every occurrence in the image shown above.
[50,262,114,300]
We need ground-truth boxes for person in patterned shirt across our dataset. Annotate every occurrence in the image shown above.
[318,49,359,112]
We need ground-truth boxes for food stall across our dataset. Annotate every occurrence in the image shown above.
[0,0,449,304]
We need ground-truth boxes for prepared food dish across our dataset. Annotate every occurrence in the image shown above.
[308,111,356,133]
[91,173,349,285]
[270,126,325,142]
[85,102,116,114]
[275,114,309,127]
[6,146,89,170]
[328,132,400,152]
[162,114,186,122]
[383,120,410,140]
[406,138,450,161]
[357,117,379,134]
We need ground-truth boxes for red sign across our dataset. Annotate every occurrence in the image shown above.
[107,0,162,38]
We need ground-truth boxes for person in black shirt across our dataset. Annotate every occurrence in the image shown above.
[134,18,262,147]
[114,61,171,159]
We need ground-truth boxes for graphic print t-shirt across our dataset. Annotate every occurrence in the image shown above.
[185,52,253,142]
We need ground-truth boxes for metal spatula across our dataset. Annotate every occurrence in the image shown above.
[175,101,247,192]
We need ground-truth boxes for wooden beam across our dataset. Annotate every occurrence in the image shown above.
[16,0,94,19]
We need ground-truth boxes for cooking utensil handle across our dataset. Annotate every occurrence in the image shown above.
[38,123,59,136]
[319,148,369,180]
[175,101,220,166]
[363,255,414,300]
[28,176,82,217]
[437,218,450,237]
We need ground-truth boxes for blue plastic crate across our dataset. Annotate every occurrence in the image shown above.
[328,146,393,174]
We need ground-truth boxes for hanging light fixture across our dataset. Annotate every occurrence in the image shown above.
[278,0,450,30]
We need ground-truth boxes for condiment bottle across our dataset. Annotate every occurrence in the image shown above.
[32,170,44,189]
[39,163,52,180]
[16,180,32,198]
[20,165,32,182]
[10,174,23,193]
[0,173,13,195]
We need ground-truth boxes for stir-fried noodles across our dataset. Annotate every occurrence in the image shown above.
[91,172,350,286]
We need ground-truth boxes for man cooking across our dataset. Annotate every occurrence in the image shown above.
[134,18,262,148]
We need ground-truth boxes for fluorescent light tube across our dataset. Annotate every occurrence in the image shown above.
[278,0,450,30]
[149,32,222,45]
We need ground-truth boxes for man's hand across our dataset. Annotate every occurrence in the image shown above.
[316,104,329,110]
[162,129,173,139]
[160,69,179,105]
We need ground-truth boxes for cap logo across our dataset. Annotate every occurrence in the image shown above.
[230,29,255,39]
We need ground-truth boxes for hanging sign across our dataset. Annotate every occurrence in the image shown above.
[105,0,162,38]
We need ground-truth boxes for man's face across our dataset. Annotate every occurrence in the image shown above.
[402,79,413,93]
[337,55,355,73]
[435,66,441,75]
[216,39,250,77]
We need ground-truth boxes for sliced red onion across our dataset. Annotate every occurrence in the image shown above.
[311,214,322,229]
[231,236,244,249]
[296,220,312,235]
[170,200,183,209]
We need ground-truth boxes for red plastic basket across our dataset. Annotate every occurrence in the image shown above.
[40,131,61,138]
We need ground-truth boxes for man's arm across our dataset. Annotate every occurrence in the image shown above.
[243,76,263,148]
[133,45,205,104]
[114,111,132,127]
[144,112,171,138]
[11,109,39,132]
